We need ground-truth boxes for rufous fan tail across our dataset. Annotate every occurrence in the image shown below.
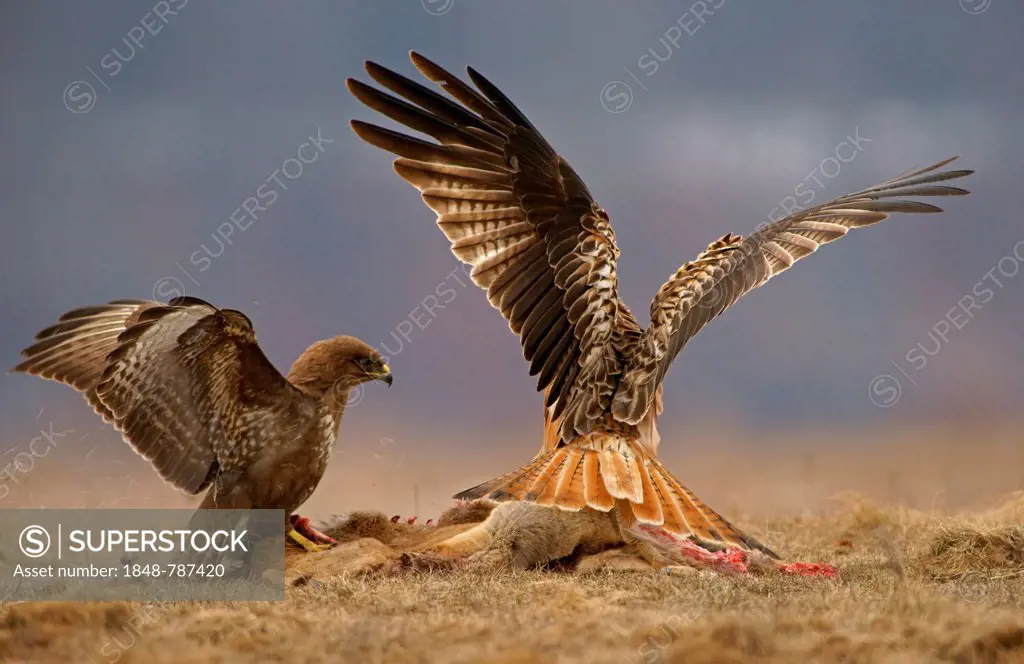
[453,435,778,558]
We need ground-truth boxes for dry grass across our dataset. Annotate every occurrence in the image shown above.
[2,493,1023,664]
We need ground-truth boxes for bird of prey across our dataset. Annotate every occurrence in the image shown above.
[347,52,972,559]
[13,296,393,552]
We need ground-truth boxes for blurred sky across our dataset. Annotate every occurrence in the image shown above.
[1,0,1022,462]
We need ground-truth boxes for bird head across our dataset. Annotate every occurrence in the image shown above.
[288,336,393,400]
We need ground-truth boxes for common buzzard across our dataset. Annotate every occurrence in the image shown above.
[13,296,393,551]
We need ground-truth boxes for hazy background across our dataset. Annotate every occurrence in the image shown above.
[1,1,1021,518]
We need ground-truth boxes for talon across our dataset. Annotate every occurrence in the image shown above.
[289,514,336,546]
[391,515,401,523]
[287,528,332,553]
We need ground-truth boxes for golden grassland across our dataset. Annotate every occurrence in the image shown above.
[1,491,1022,663]
[0,422,1021,663]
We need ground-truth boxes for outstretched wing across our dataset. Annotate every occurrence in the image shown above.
[612,157,973,424]
[348,52,640,442]
[15,296,311,493]
[14,299,159,420]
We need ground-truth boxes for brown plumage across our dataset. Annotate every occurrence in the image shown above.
[348,52,973,559]
[12,296,393,550]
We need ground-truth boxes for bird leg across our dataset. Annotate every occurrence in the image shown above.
[286,529,330,553]
[287,514,336,553]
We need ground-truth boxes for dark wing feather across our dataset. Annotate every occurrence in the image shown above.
[612,158,973,424]
[348,52,640,442]
[13,299,156,421]
[96,298,312,493]
[15,297,313,494]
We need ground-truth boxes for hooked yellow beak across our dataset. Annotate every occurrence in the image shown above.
[369,364,393,387]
